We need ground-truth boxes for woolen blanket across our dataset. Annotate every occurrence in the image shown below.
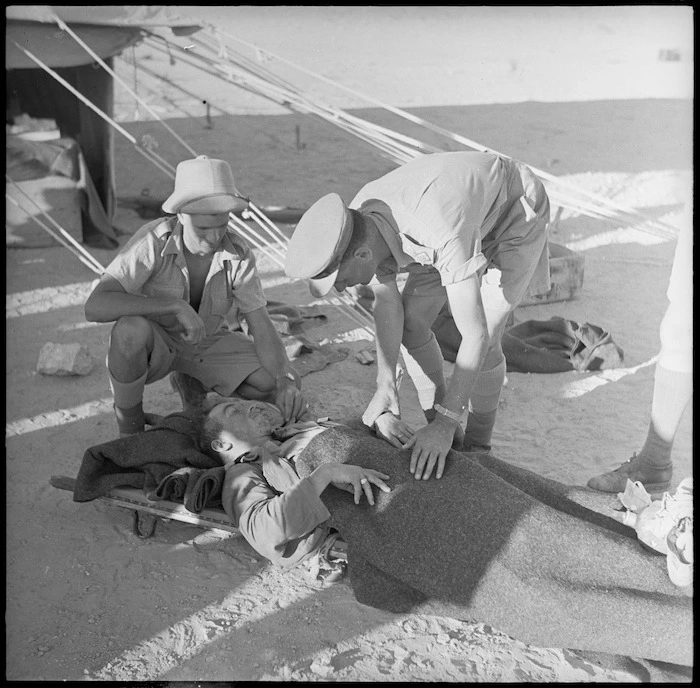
[293,424,692,667]
[73,414,221,503]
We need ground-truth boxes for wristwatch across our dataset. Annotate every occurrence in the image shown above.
[433,403,463,424]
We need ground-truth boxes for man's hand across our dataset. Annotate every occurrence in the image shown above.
[326,464,391,505]
[373,412,415,449]
[402,414,460,480]
[174,303,206,345]
[362,385,400,428]
[274,373,306,424]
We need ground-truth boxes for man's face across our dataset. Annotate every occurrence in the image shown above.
[179,212,230,255]
[333,250,376,293]
[207,399,284,449]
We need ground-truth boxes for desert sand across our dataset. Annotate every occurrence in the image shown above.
[6,6,693,682]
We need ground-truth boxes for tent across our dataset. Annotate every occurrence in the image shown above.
[5,6,678,329]
[5,5,201,247]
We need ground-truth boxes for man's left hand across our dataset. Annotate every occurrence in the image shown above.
[275,374,306,423]
[402,414,459,480]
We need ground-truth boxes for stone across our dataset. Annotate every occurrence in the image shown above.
[37,342,94,376]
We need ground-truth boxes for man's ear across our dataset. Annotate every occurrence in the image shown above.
[211,438,232,453]
[352,246,373,262]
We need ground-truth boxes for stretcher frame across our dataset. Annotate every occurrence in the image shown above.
[50,475,349,563]
[50,475,239,539]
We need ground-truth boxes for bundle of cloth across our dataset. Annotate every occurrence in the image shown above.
[72,414,225,513]
[432,309,625,373]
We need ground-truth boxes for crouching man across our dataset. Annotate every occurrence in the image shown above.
[85,155,306,437]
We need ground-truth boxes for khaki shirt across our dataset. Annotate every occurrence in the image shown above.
[105,217,267,336]
[220,420,343,567]
[350,151,513,286]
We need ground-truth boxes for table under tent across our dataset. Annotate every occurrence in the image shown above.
[6,5,677,287]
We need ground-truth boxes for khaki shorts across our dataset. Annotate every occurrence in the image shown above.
[146,324,263,396]
[403,160,551,313]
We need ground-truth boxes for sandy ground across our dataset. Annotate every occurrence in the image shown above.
[5,6,694,683]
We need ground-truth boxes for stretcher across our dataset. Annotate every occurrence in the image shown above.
[49,475,349,564]
[50,475,240,539]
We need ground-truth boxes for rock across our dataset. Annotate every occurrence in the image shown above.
[355,349,375,365]
[36,342,95,376]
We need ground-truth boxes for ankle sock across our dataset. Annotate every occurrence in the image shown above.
[109,369,148,434]
[109,369,148,409]
[463,357,506,450]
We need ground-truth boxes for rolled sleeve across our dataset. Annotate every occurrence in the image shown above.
[222,462,330,567]
[434,235,488,286]
[105,221,162,294]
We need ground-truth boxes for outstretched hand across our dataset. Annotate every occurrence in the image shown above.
[402,414,461,481]
[362,386,400,428]
[373,412,415,449]
[327,464,391,505]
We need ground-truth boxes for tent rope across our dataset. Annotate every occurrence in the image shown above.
[197,25,680,240]
[6,178,105,276]
[51,14,198,158]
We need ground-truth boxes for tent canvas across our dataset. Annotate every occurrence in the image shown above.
[5,5,201,247]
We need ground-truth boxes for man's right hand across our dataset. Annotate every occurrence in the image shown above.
[362,385,400,428]
[373,412,415,449]
[174,303,206,344]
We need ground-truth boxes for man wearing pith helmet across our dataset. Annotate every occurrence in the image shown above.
[86,155,306,436]
[285,151,551,481]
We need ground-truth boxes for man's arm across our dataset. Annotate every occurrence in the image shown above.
[222,459,390,566]
[244,306,305,422]
[405,274,489,479]
[84,274,205,344]
[362,279,405,426]
[223,462,332,566]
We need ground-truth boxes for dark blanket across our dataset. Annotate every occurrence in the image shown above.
[73,414,222,508]
[432,311,624,373]
[293,424,692,667]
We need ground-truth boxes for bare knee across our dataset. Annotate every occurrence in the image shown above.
[109,316,153,359]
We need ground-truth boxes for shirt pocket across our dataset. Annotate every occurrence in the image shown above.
[398,234,436,265]
[203,296,236,335]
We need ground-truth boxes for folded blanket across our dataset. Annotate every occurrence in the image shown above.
[293,425,691,667]
[151,466,197,502]
[73,414,221,503]
[183,466,226,513]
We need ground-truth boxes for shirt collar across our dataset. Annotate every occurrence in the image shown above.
[160,221,247,263]
[364,211,413,270]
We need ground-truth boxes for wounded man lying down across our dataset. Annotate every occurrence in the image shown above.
[195,398,692,668]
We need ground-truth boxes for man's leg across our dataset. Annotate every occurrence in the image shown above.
[108,316,155,437]
[461,305,510,453]
[400,275,448,421]
[588,300,692,493]
[588,210,693,494]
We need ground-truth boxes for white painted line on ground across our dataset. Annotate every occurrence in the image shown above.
[559,355,658,399]
[5,397,113,438]
[6,280,97,319]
